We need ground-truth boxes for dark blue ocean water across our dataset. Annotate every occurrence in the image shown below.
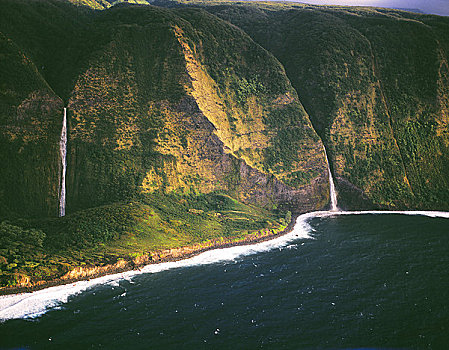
[1,213,448,349]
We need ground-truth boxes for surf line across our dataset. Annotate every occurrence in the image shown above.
[313,210,449,219]
[1,210,448,321]
[0,213,316,321]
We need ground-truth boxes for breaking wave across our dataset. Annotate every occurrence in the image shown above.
[0,212,314,321]
[0,209,447,321]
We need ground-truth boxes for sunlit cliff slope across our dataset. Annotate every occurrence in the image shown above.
[0,0,328,288]
[195,0,449,210]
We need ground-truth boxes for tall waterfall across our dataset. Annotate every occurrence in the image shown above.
[59,107,67,217]
[323,146,338,211]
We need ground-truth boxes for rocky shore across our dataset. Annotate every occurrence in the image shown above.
[0,218,296,296]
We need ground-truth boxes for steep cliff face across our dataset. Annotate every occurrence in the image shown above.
[0,0,327,218]
[2,0,449,289]
[0,32,62,217]
[64,5,327,213]
[0,1,330,288]
[205,2,449,210]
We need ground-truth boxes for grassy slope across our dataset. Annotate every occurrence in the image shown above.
[189,0,449,210]
[0,1,322,287]
[1,193,286,287]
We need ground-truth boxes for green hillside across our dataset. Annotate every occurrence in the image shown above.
[193,0,449,210]
[1,0,448,289]
[0,0,325,288]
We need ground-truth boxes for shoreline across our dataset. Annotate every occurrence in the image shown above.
[3,209,447,298]
[0,216,297,297]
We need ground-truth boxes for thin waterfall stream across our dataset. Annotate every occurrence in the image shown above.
[59,107,67,217]
[323,146,338,211]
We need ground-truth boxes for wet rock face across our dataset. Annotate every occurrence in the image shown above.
[334,177,377,211]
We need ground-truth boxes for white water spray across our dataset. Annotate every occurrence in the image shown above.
[3,133,449,320]
[1,209,448,321]
[0,214,315,320]
[59,108,67,217]
[323,146,338,211]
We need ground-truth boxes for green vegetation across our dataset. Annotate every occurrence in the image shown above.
[1,0,449,289]
[1,0,326,214]
[195,0,449,209]
[1,2,315,290]
[0,193,284,287]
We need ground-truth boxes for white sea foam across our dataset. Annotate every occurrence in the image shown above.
[0,274,119,321]
[0,213,314,321]
[1,209,447,321]
[313,210,449,219]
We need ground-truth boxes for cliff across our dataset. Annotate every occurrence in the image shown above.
[1,0,449,289]
[0,0,327,217]
[198,1,449,210]
[0,0,324,288]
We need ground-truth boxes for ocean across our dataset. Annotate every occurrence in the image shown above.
[1,211,448,349]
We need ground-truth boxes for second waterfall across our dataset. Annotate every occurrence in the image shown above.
[59,107,67,217]
[323,146,338,211]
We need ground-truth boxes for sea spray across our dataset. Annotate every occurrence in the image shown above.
[1,210,448,321]
[323,146,338,211]
[0,213,314,321]
[59,108,67,217]
[322,210,449,219]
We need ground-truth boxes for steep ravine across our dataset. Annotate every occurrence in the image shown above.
[203,1,449,210]
[0,1,329,289]
[2,0,449,290]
